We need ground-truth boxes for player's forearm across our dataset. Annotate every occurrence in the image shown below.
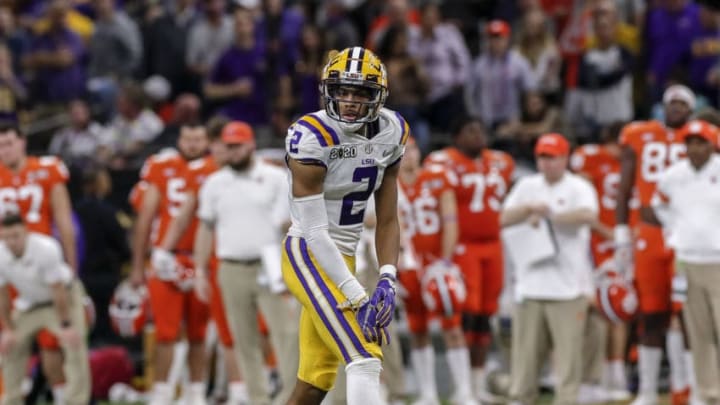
[441,220,458,261]
[0,287,12,330]
[50,283,72,325]
[193,221,214,277]
[500,205,532,227]
[616,147,636,225]
[551,208,596,226]
[56,221,78,272]
[131,215,153,273]
[160,198,196,251]
[375,216,400,268]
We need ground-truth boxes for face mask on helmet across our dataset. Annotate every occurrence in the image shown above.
[319,47,389,129]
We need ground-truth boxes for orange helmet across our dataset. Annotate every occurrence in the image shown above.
[596,260,638,323]
[109,280,149,338]
[421,259,467,318]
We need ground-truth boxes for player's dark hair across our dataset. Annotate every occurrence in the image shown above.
[1,213,24,227]
[450,115,485,138]
[206,115,231,141]
[0,122,23,138]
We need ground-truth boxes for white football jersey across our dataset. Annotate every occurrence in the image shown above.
[286,108,408,255]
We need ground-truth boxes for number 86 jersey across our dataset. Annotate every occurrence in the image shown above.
[285,109,407,256]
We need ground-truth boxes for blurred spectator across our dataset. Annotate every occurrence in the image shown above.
[689,5,720,104]
[645,0,701,103]
[408,2,470,132]
[98,82,164,169]
[141,0,198,97]
[320,0,360,51]
[22,0,86,104]
[0,43,27,122]
[574,0,634,141]
[495,90,563,163]
[466,20,537,133]
[149,93,202,152]
[205,8,284,128]
[75,165,131,344]
[376,23,431,152]
[365,0,420,51]
[48,99,106,169]
[256,0,304,77]
[0,6,30,76]
[88,0,142,81]
[294,24,324,115]
[515,7,561,99]
[186,0,233,84]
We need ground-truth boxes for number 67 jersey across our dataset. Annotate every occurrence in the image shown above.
[285,109,407,256]
[0,156,69,235]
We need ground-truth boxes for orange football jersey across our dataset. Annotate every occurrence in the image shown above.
[399,164,455,265]
[571,144,641,227]
[620,120,685,207]
[0,156,69,235]
[183,156,219,245]
[140,151,196,251]
[425,147,514,242]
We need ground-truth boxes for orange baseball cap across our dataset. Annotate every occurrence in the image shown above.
[221,121,255,144]
[534,133,570,157]
[679,119,719,145]
[487,20,511,37]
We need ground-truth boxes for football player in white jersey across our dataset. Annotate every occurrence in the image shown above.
[281,46,408,405]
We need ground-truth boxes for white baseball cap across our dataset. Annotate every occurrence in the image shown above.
[663,84,696,110]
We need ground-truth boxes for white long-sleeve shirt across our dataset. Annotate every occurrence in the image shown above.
[653,155,720,264]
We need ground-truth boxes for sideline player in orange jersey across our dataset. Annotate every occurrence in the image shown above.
[0,123,78,403]
[130,124,211,405]
[425,116,514,398]
[616,85,695,405]
[155,120,254,404]
[571,122,639,401]
[397,139,477,405]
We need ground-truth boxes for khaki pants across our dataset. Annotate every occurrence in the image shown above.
[218,261,300,405]
[2,281,90,405]
[582,308,608,384]
[681,262,720,402]
[510,297,588,405]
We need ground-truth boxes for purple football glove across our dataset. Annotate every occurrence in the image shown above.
[355,298,380,342]
[371,273,396,328]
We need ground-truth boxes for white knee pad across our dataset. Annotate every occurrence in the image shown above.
[345,358,383,405]
[345,357,382,376]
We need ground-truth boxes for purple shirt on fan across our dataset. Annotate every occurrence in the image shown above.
[210,44,277,126]
[645,3,700,93]
[689,26,720,99]
[29,28,86,103]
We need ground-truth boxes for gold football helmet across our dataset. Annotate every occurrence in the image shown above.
[320,46,388,124]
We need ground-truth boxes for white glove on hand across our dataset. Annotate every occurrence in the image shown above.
[151,249,177,281]
[613,225,633,276]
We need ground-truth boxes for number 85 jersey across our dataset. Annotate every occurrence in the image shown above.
[285,109,407,256]
[619,120,685,207]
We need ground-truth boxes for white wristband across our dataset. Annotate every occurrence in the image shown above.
[338,277,367,306]
[379,264,397,279]
[614,224,631,245]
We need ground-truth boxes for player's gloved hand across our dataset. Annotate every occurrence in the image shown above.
[151,249,177,281]
[613,225,633,276]
[371,265,397,328]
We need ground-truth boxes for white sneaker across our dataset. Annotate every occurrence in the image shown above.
[577,384,608,404]
[606,388,632,401]
[630,393,659,405]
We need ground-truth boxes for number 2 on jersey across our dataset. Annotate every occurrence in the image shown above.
[339,166,378,225]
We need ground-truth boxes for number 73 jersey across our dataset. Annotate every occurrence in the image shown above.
[619,120,685,207]
[425,147,514,243]
[285,109,407,256]
[0,156,69,235]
